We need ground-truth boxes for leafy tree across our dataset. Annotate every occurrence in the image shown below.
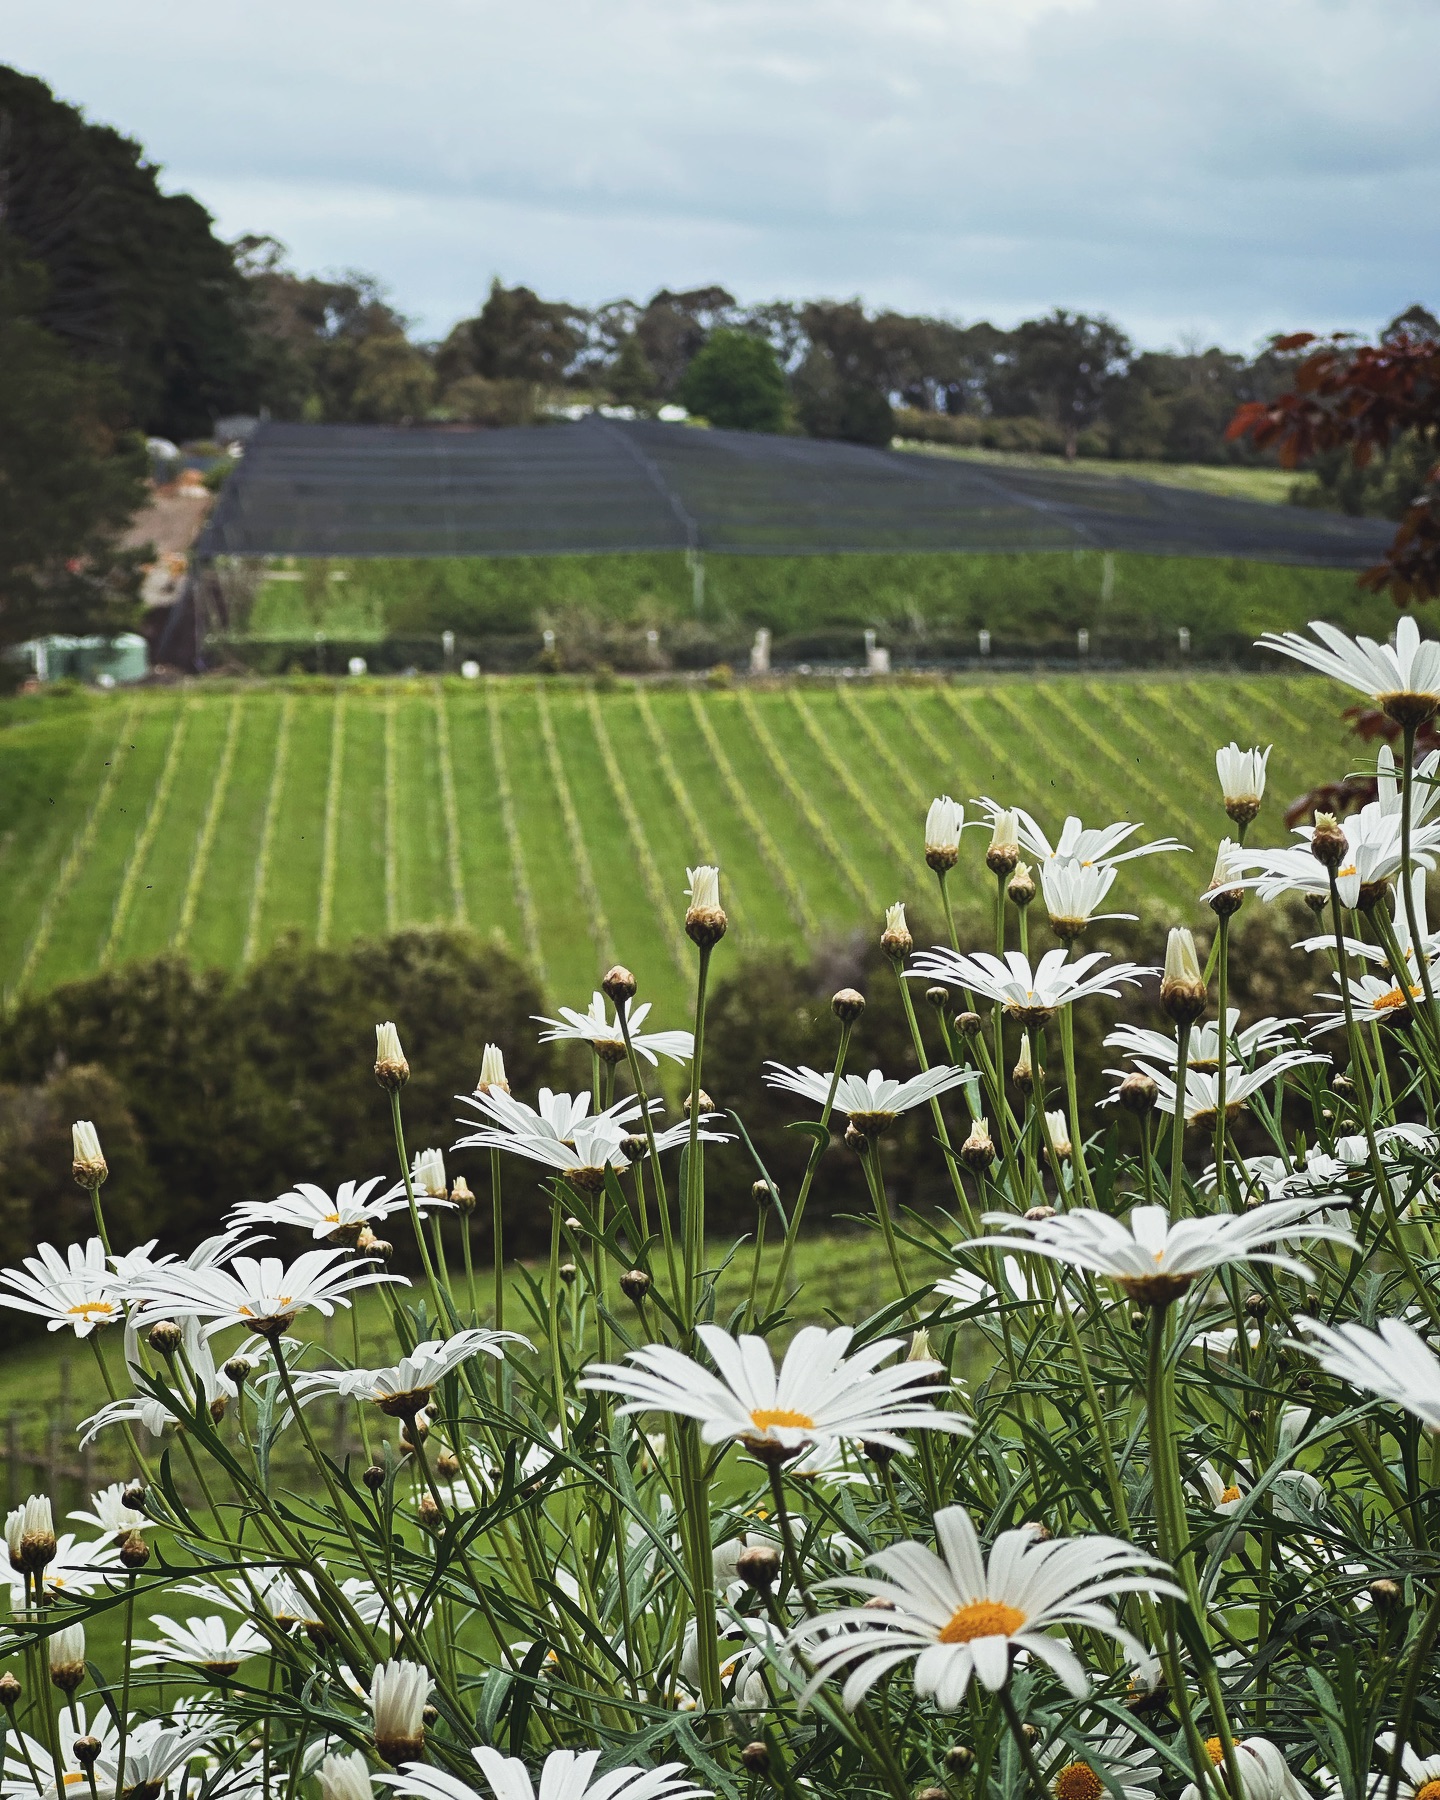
[1229,308,1440,601]
[607,332,657,407]
[0,66,252,437]
[0,259,148,655]
[439,280,584,387]
[989,309,1131,458]
[678,328,786,431]
[793,302,896,446]
[635,287,736,397]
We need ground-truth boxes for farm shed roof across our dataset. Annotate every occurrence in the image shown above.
[196,416,1395,567]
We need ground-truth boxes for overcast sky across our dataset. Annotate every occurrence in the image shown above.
[7,0,1438,350]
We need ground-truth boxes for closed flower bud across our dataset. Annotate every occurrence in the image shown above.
[945,1746,975,1775]
[1309,811,1348,872]
[1008,861,1037,907]
[564,1215,584,1234]
[1012,1040,1033,1093]
[1244,1291,1268,1319]
[7,1497,56,1574]
[363,1465,387,1493]
[121,1484,147,1513]
[119,1532,150,1569]
[924,985,949,1011]
[751,1179,775,1207]
[369,1238,395,1263]
[959,1118,996,1171]
[862,1438,897,1468]
[736,1545,782,1593]
[955,1011,982,1039]
[685,865,727,948]
[1304,889,1329,915]
[880,901,912,959]
[831,987,866,1024]
[843,1122,867,1153]
[602,964,637,1005]
[917,1788,948,1800]
[434,1450,460,1479]
[1024,1205,1056,1223]
[740,1743,771,1777]
[1206,839,1245,918]
[684,1091,714,1116]
[1216,742,1269,825]
[475,1043,509,1096]
[620,1269,652,1302]
[411,1148,447,1201]
[621,1134,648,1161]
[450,1175,477,1214]
[70,1121,107,1189]
[417,1494,442,1531]
[147,1320,182,1357]
[559,1262,577,1286]
[1369,1577,1403,1613]
[48,1625,85,1694]
[0,1673,20,1710]
[73,1736,101,1770]
[925,796,964,872]
[1160,927,1207,1025]
[986,809,1020,876]
[374,1021,409,1090]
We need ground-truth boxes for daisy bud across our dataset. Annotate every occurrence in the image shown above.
[751,1179,775,1207]
[684,1090,715,1116]
[70,1121,107,1189]
[602,964,637,1005]
[450,1175,477,1214]
[417,1494,442,1531]
[862,1438,897,1468]
[908,1328,932,1362]
[1369,1577,1403,1613]
[986,809,1020,877]
[959,1118,995,1172]
[1043,1110,1072,1158]
[1207,839,1245,918]
[1116,1073,1157,1118]
[945,1746,975,1776]
[1216,742,1269,825]
[1303,889,1329,915]
[924,985,949,1011]
[119,1532,150,1569]
[0,1673,20,1710]
[955,1011,982,1039]
[475,1043,510,1095]
[147,1320,182,1357]
[843,1123,866,1153]
[1007,862,1036,908]
[918,1788,948,1800]
[863,1594,896,1609]
[1244,1291,1268,1319]
[370,1659,431,1766]
[411,1148,447,1200]
[73,1737,101,1771]
[831,987,866,1024]
[559,1262,577,1286]
[685,865,727,948]
[1309,811,1348,873]
[925,796,964,873]
[374,1022,409,1091]
[1025,1205,1057,1223]
[363,1464,387,1493]
[740,1744,771,1777]
[1159,927,1207,1025]
[736,1545,781,1593]
[617,1134,646,1161]
[121,1484,147,1513]
[319,1750,375,1800]
[880,901,912,960]
[620,1269,652,1303]
[1011,1040,1033,1093]
[7,1497,55,1573]
[47,1624,85,1694]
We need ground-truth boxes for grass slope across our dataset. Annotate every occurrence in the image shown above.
[0,673,1359,1020]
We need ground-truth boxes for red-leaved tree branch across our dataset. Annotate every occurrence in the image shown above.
[1228,326,1440,605]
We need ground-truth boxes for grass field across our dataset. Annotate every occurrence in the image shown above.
[894,440,1308,505]
[0,672,1357,1019]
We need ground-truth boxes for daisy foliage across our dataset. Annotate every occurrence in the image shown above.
[7,667,1440,1800]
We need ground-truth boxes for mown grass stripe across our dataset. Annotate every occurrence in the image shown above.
[584,688,688,975]
[738,690,878,916]
[8,701,141,1002]
[316,692,347,947]
[632,687,747,931]
[242,695,295,965]
[834,685,930,809]
[688,691,818,935]
[893,688,961,780]
[486,682,544,979]
[175,693,244,954]
[1032,682,1198,839]
[383,693,399,932]
[789,689,915,868]
[535,685,615,968]
[100,702,192,968]
[433,684,467,927]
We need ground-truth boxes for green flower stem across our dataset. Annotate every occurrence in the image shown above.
[1214,915,1233,1212]
[997,1686,1049,1800]
[675,1421,725,1737]
[683,941,714,1328]
[88,1183,111,1256]
[766,1022,853,1313]
[859,1138,912,1317]
[489,1147,505,1328]
[389,1091,444,1324]
[1169,1021,1192,1213]
[1399,720,1440,1059]
[891,956,981,1238]
[619,1005,682,1317]
[1057,1004,1095,1205]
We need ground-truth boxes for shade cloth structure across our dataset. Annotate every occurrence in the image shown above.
[195,416,1394,566]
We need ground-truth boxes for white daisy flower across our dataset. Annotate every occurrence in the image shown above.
[1041,859,1134,939]
[410,1148,448,1200]
[1131,1048,1328,1125]
[109,1229,268,1296]
[1044,1724,1163,1800]
[763,1063,971,1133]
[127,1247,401,1339]
[132,1612,268,1677]
[1179,1735,1308,1800]
[476,1043,510,1094]
[976,802,1189,868]
[4,1532,118,1606]
[457,1115,631,1192]
[1293,1315,1440,1429]
[1216,743,1271,821]
[381,1748,710,1800]
[1196,1461,1247,1515]
[1311,963,1440,1032]
[2,1701,118,1800]
[320,1752,377,1800]
[790,1505,1177,1710]
[1231,806,1440,912]
[1107,1010,1297,1073]
[370,1659,431,1765]
[5,1494,53,1569]
[1366,1734,1440,1800]
[535,994,694,1067]
[1258,616,1440,724]
[94,1719,219,1799]
[287,1329,526,1415]
[969,1199,1355,1306]
[1297,870,1440,969]
[925,796,968,870]
[458,1086,654,1145]
[1043,1110,1073,1158]
[907,947,1153,1025]
[0,1239,123,1336]
[1376,742,1440,822]
[69,1483,146,1541]
[227,1177,415,1242]
[580,1323,971,1459]
[78,1316,242,1448]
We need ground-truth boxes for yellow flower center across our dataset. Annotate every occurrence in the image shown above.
[239,1297,292,1317]
[1205,1738,1244,1768]
[64,1775,86,1787]
[324,1212,341,1223]
[938,1599,1027,1643]
[1220,1485,1242,1504]
[66,1301,115,1320]
[1338,864,1357,879]
[1375,986,1421,1011]
[1054,1763,1104,1800]
[748,1408,815,1433]
[1414,1783,1440,1800]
